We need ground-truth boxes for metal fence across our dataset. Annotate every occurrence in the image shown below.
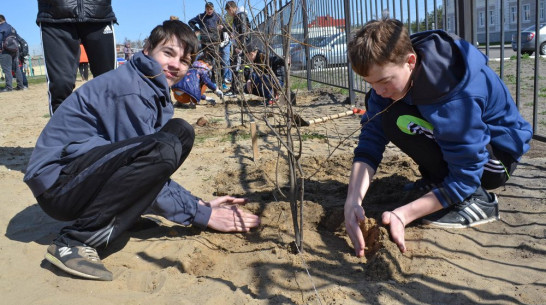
[251,0,545,142]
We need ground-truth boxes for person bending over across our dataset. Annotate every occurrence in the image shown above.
[344,18,532,257]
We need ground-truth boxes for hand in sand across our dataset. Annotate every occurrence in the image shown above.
[204,196,260,232]
[344,203,366,257]
[382,211,406,253]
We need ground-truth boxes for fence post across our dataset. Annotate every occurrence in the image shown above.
[301,0,312,90]
[456,0,477,45]
[343,0,355,106]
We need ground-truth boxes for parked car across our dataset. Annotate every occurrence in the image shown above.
[290,32,347,70]
[511,23,546,55]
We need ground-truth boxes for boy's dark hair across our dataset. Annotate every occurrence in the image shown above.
[144,20,199,62]
[348,18,414,77]
[0,15,5,22]
[225,1,237,9]
[245,43,259,54]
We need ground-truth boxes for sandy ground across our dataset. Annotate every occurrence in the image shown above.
[1,80,545,305]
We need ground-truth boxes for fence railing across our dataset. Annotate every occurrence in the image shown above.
[252,0,545,142]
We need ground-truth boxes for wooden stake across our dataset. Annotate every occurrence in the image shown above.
[250,121,259,160]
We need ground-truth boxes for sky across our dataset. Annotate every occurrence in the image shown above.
[2,0,264,56]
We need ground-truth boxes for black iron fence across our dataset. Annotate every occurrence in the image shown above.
[251,0,545,142]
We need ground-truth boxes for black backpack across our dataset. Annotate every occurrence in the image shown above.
[16,34,29,58]
[2,35,19,54]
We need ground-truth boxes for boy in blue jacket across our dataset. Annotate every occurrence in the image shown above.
[344,19,532,257]
[23,20,260,281]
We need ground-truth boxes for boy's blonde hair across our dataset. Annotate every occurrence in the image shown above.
[348,19,414,77]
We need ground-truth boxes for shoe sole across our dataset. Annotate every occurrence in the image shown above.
[422,215,500,229]
[45,252,108,280]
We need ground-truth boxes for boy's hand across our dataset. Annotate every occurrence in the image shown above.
[205,196,260,232]
[382,210,406,253]
[344,203,366,257]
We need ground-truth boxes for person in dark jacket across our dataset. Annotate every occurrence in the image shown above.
[224,2,252,96]
[344,19,533,258]
[188,2,223,67]
[37,0,117,113]
[243,44,287,105]
[24,20,260,281]
[0,15,25,92]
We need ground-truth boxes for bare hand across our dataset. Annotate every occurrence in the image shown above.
[382,211,406,253]
[344,203,366,257]
[206,196,260,232]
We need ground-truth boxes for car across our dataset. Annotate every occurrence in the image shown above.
[511,23,546,55]
[290,32,347,70]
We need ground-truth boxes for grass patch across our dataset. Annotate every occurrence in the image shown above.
[28,75,47,85]
[504,74,517,84]
[300,132,327,141]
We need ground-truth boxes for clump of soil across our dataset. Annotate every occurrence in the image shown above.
[359,217,411,282]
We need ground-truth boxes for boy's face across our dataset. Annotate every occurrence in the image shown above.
[227,6,237,16]
[206,7,214,15]
[144,37,192,87]
[363,54,416,101]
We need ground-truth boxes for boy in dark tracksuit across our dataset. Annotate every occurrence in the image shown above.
[243,45,287,105]
[24,20,260,281]
[344,19,532,258]
[37,0,117,114]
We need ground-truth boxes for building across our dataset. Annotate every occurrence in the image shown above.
[445,0,546,43]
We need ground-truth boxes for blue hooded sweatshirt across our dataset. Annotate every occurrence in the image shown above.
[23,51,211,228]
[354,30,533,207]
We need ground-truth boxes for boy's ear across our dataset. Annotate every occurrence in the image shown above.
[407,53,417,70]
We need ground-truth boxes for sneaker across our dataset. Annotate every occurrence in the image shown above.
[15,86,28,91]
[44,237,113,281]
[224,90,237,97]
[0,87,12,93]
[222,83,228,90]
[422,193,500,228]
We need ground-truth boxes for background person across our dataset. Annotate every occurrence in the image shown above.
[37,0,117,113]
[78,43,89,81]
[0,15,24,92]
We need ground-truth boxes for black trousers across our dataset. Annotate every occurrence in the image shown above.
[382,102,517,191]
[37,119,195,248]
[40,22,116,114]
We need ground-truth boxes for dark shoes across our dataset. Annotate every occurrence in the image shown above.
[423,192,500,228]
[0,87,12,92]
[45,236,113,281]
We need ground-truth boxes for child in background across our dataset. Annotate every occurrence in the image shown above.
[171,56,223,106]
[78,44,89,81]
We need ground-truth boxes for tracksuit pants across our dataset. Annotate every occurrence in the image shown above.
[37,119,195,249]
[381,101,517,192]
[0,51,24,89]
[40,22,116,114]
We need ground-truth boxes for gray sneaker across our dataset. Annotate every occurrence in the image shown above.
[45,237,113,281]
[422,193,500,228]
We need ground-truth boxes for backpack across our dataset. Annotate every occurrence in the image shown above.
[2,35,20,54]
[16,34,29,58]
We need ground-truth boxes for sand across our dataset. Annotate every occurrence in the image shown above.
[1,80,545,305]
